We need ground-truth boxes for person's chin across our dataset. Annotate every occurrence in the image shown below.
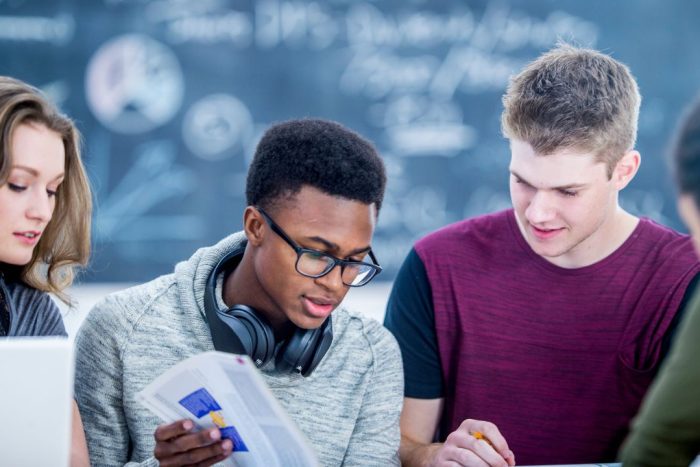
[526,236,569,259]
[1,254,32,266]
[292,313,330,330]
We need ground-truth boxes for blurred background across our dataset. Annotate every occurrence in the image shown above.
[2,0,700,329]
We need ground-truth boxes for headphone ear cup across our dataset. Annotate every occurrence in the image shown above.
[276,317,333,376]
[226,305,276,367]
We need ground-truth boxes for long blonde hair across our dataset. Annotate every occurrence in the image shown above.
[0,76,92,301]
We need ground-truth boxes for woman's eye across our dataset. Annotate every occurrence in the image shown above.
[7,183,26,192]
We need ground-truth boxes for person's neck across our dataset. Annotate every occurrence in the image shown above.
[0,263,20,282]
[222,247,289,335]
[550,207,639,269]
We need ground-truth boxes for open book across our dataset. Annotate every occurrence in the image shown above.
[137,351,319,467]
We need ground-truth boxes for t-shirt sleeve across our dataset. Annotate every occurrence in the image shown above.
[9,283,67,337]
[383,248,443,398]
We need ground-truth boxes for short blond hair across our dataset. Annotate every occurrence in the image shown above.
[0,76,92,301]
[501,44,641,177]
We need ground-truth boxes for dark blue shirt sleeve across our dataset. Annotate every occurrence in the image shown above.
[384,248,443,399]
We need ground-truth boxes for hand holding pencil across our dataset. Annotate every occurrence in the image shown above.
[427,418,515,466]
[472,430,494,446]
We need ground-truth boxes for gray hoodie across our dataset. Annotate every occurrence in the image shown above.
[75,232,403,466]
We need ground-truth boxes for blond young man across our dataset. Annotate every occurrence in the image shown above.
[385,45,700,466]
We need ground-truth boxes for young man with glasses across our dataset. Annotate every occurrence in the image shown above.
[384,45,700,466]
[74,119,402,467]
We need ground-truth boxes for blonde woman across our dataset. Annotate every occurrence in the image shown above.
[0,76,92,467]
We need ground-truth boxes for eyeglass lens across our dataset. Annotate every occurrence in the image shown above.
[296,251,376,286]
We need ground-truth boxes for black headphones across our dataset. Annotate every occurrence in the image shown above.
[203,249,333,377]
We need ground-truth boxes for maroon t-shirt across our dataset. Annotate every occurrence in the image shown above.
[415,209,700,464]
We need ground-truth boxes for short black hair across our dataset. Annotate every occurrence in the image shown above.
[246,118,386,212]
[673,96,700,208]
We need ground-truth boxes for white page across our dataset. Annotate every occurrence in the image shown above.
[138,351,319,467]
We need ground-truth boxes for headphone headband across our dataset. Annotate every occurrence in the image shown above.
[203,250,252,354]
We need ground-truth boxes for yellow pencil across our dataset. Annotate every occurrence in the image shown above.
[472,431,494,447]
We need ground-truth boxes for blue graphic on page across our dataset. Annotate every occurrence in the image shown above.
[179,388,221,417]
[220,426,249,452]
[179,388,249,452]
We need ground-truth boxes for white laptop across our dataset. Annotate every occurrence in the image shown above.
[0,337,74,467]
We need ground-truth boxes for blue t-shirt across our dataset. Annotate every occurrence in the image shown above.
[0,274,67,337]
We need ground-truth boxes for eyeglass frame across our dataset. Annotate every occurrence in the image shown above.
[256,206,382,287]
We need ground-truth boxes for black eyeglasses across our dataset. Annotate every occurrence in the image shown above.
[256,207,382,287]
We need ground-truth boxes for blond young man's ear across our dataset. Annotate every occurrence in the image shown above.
[612,150,641,190]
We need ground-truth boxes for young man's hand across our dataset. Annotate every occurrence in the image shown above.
[399,398,516,467]
[427,419,515,467]
[153,419,233,467]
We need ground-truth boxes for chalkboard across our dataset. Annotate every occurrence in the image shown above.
[1,0,699,282]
